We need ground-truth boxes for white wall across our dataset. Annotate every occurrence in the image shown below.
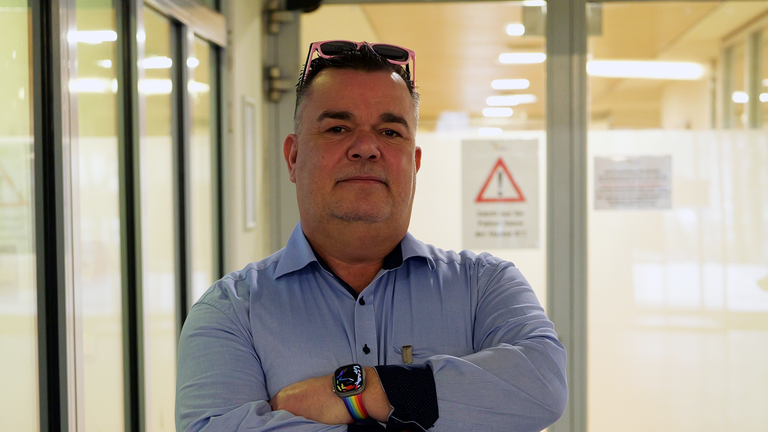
[661,79,713,130]
[223,0,273,271]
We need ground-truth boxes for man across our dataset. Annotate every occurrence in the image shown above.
[176,41,567,432]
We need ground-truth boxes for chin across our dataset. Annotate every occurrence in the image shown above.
[331,212,389,224]
[330,206,391,224]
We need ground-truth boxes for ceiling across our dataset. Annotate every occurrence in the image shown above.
[301,1,768,131]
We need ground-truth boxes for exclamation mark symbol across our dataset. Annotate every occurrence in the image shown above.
[497,171,503,197]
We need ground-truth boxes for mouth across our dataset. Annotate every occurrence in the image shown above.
[338,175,387,186]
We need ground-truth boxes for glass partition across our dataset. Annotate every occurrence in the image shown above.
[731,43,746,129]
[0,2,39,430]
[73,0,125,429]
[141,7,177,432]
[189,37,215,305]
[587,3,768,431]
[762,28,767,128]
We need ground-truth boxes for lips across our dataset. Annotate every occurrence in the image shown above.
[338,175,387,185]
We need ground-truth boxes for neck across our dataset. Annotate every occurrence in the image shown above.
[303,222,404,293]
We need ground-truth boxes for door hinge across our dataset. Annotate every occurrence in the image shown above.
[266,0,295,34]
[266,66,295,103]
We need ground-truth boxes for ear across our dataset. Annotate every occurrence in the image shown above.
[414,146,422,173]
[283,134,299,184]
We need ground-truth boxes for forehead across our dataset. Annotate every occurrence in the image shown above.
[301,69,415,121]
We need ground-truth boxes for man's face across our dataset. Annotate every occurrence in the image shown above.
[284,68,421,235]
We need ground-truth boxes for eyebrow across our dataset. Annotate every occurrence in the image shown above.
[317,110,353,122]
[316,110,410,130]
[380,113,410,129]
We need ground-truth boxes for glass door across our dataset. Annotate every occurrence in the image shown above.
[0,1,39,429]
[72,0,125,429]
[586,2,768,431]
[189,36,218,305]
[141,7,177,431]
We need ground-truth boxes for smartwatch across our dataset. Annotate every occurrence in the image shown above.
[332,364,369,420]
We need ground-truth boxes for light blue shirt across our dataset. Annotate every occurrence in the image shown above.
[176,223,567,431]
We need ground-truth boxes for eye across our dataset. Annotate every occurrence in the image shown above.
[383,129,401,138]
[327,126,346,134]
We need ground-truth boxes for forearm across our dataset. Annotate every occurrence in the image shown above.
[182,401,348,432]
[361,367,393,422]
[176,302,347,432]
[428,337,567,431]
[419,262,567,431]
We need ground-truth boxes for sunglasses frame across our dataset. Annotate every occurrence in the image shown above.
[301,40,416,87]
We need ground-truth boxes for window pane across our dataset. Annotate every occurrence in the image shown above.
[189,37,215,304]
[72,0,126,429]
[731,43,746,129]
[588,3,768,432]
[761,28,767,128]
[142,8,176,432]
[0,2,39,430]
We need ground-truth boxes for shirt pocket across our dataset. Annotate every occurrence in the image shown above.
[391,344,472,365]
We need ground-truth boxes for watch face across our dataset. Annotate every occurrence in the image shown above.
[334,364,364,394]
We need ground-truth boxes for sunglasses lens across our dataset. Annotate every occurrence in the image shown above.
[372,44,410,62]
[318,41,357,56]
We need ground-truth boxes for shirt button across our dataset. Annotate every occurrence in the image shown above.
[359,297,365,305]
[363,344,370,354]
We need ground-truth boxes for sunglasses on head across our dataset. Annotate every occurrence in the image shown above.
[301,40,416,86]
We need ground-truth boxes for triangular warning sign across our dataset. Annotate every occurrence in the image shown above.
[475,158,525,203]
[0,163,27,208]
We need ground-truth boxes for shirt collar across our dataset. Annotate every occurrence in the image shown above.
[273,222,436,279]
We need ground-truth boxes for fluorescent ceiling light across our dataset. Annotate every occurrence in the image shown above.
[478,127,503,136]
[732,91,749,103]
[96,60,112,68]
[587,60,705,80]
[760,93,768,103]
[188,80,210,94]
[70,78,116,93]
[139,79,173,95]
[506,24,525,36]
[486,94,538,106]
[143,56,173,69]
[68,30,117,44]
[521,1,546,6]
[491,79,530,90]
[763,78,768,87]
[499,53,546,64]
[187,57,200,68]
[483,108,513,118]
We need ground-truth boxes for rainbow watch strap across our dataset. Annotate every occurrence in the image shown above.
[342,393,368,420]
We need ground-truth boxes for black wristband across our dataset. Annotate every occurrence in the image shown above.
[374,364,439,431]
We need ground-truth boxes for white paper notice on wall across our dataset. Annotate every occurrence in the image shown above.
[462,139,539,249]
[594,155,672,210]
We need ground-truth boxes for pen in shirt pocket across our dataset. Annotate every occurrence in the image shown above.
[401,345,413,364]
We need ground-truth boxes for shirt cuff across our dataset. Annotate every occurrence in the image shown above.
[373,365,439,431]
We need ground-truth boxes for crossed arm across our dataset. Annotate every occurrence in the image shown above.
[267,367,391,425]
[175,263,567,432]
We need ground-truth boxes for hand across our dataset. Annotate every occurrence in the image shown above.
[269,367,392,424]
[269,374,353,424]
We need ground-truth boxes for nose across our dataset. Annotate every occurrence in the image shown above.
[347,130,381,161]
